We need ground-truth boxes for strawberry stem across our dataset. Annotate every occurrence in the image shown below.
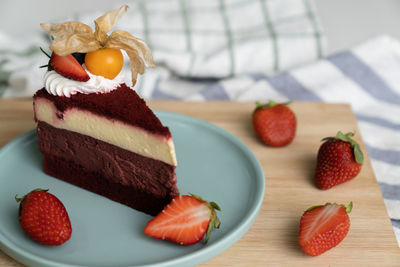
[15,188,49,203]
[255,100,289,110]
[255,101,266,109]
[205,208,221,244]
[14,194,24,203]
[255,100,292,109]
[40,47,51,58]
[344,202,353,213]
[210,201,221,211]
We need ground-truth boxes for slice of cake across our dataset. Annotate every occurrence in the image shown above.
[33,5,179,215]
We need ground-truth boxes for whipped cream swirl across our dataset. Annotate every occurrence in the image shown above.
[44,67,125,97]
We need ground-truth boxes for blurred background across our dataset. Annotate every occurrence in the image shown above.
[1,0,400,54]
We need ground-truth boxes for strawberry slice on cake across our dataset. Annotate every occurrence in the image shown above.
[50,52,90,82]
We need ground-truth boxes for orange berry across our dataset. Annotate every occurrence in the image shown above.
[84,48,124,79]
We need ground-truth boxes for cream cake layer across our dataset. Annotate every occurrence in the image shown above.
[34,97,177,166]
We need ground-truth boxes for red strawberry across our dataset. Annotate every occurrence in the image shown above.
[252,101,296,147]
[299,202,352,256]
[50,52,90,82]
[144,195,221,245]
[315,131,364,189]
[15,189,72,246]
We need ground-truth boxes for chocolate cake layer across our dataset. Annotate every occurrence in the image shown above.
[37,121,179,215]
[34,84,170,138]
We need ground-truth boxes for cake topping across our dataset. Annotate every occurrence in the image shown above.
[84,48,124,79]
[41,5,155,88]
[44,69,124,97]
[50,52,90,82]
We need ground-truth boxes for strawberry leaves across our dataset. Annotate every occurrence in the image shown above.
[336,131,364,164]
[344,201,353,213]
[255,100,277,110]
[191,194,221,244]
[322,131,364,164]
[254,100,291,111]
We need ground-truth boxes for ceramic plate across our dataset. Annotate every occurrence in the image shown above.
[0,111,265,267]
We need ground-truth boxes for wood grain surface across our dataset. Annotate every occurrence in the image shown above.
[0,99,399,266]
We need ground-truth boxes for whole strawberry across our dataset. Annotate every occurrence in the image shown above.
[15,189,72,246]
[252,101,296,147]
[315,131,364,189]
[144,194,221,245]
[299,202,352,256]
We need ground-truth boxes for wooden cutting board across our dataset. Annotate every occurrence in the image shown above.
[0,99,399,266]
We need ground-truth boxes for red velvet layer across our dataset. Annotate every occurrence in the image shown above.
[34,84,171,138]
[37,121,179,216]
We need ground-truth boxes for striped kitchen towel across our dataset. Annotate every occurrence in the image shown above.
[139,35,400,246]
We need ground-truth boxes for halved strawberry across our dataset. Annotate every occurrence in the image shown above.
[144,195,221,245]
[298,202,352,256]
[50,52,90,82]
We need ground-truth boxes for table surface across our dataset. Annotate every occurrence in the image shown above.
[0,99,399,266]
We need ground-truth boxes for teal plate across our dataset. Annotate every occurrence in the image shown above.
[0,111,265,267]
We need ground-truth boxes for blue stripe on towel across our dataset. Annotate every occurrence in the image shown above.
[392,219,400,229]
[151,88,180,100]
[151,78,180,100]
[201,83,230,100]
[328,51,400,105]
[366,144,400,165]
[356,114,400,131]
[251,73,322,101]
[379,182,400,201]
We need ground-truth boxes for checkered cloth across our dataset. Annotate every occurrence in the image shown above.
[0,0,324,97]
[0,0,399,246]
[114,0,324,78]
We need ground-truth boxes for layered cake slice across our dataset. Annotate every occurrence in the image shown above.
[34,85,178,215]
[34,5,179,215]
